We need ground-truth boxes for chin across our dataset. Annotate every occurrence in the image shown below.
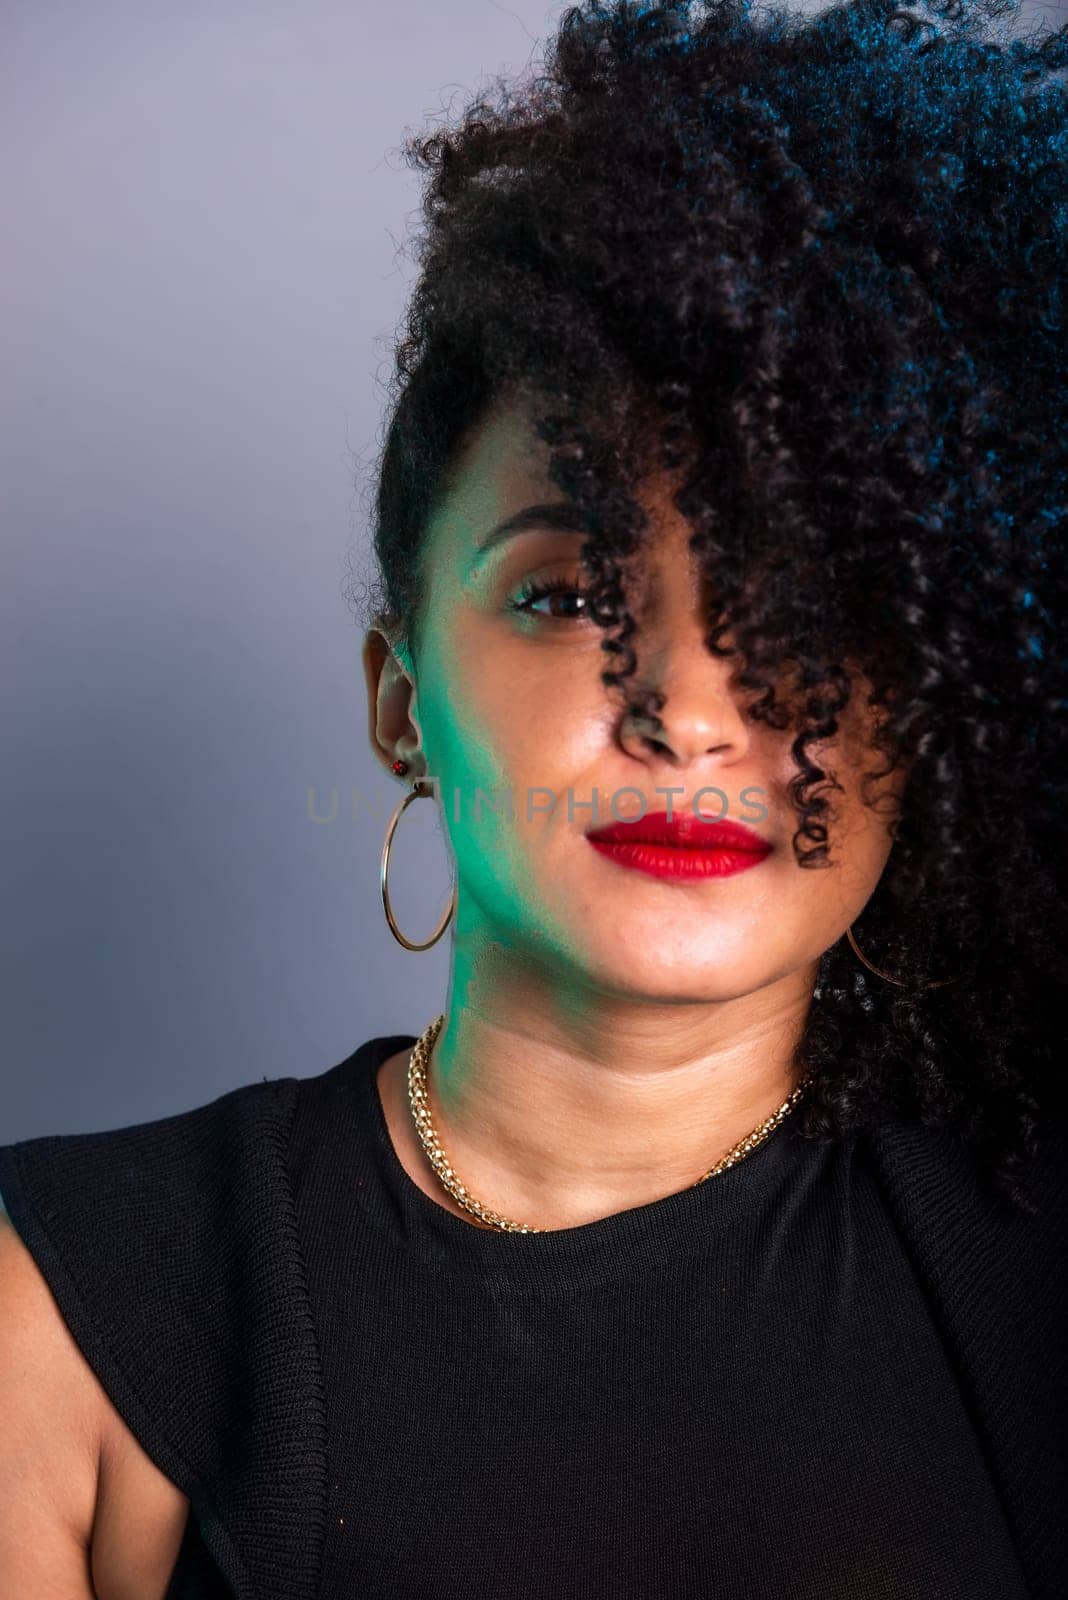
[567,944,766,1005]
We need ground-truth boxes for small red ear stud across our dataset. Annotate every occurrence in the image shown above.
[391,759,409,776]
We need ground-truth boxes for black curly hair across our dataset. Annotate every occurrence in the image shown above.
[353,0,1067,1216]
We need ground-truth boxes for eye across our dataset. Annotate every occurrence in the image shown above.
[506,574,593,623]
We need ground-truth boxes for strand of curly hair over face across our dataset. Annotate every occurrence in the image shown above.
[356,0,1067,1215]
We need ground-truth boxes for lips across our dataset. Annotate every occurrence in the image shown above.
[586,813,769,852]
[585,811,771,882]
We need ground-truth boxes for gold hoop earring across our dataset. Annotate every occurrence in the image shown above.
[381,777,457,952]
[845,925,960,990]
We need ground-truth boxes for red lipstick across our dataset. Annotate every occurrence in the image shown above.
[586,811,772,881]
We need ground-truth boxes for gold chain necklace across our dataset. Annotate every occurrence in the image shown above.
[407,1012,812,1234]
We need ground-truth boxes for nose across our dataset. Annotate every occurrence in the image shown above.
[619,665,750,771]
[616,544,752,772]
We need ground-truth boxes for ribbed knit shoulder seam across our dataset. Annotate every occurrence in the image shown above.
[0,1073,329,1600]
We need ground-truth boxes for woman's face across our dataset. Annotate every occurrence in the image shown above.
[366,401,904,1005]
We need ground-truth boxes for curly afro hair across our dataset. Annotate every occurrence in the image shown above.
[356,0,1068,1215]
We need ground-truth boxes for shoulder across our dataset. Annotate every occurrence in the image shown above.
[0,1201,103,1498]
[0,1064,301,1313]
[0,1068,293,1192]
[0,1207,116,1595]
[0,1073,299,1298]
[867,1106,1068,1194]
[0,1073,299,1350]
[0,1039,411,1597]
[0,1072,310,1561]
[1,1208,195,1600]
[863,1113,1068,1339]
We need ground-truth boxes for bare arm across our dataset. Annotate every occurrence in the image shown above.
[0,1208,190,1600]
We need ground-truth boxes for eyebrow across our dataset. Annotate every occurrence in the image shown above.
[468,501,593,570]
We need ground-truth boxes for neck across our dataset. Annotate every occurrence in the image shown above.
[416,937,818,1231]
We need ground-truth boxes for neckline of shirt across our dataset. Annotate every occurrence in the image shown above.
[343,1032,812,1289]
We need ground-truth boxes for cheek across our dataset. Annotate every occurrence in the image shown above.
[830,805,898,911]
[413,666,581,915]
[418,684,505,795]
[760,723,900,882]
[440,632,608,791]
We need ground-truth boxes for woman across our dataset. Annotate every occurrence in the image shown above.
[1,1,1065,1596]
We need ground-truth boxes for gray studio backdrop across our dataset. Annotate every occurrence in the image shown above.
[2,0,1062,1142]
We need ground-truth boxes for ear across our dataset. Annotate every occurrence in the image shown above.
[362,620,424,780]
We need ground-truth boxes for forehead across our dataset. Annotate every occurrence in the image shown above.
[425,398,682,569]
[421,401,582,592]
[433,403,551,529]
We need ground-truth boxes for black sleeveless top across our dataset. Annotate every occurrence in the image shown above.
[0,1033,1065,1599]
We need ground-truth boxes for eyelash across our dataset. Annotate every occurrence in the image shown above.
[507,575,592,622]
